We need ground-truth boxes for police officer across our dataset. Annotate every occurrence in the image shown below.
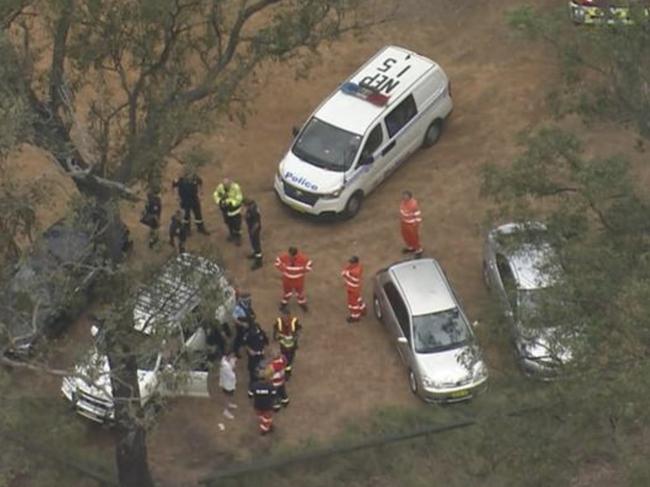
[140,191,162,249]
[169,209,188,254]
[251,370,276,435]
[243,321,269,396]
[232,290,256,357]
[243,198,263,270]
[172,167,210,235]
[213,177,244,245]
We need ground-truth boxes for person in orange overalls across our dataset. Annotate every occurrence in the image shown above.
[400,191,423,257]
[274,246,313,312]
[341,255,367,323]
[267,348,290,411]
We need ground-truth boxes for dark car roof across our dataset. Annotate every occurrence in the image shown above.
[1,208,129,349]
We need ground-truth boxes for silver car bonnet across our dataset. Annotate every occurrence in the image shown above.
[518,326,573,364]
[415,344,482,386]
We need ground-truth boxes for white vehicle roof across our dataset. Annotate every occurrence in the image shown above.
[314,45,439,134]
[133,253,235,335]
[390,258,456,316]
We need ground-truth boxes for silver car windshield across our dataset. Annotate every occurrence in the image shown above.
[413,308,471,354]
[292,118,361,172]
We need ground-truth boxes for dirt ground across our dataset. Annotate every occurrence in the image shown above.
[8,0,645,486]
[140,0,562,485]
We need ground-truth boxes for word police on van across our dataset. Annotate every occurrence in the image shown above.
[274,45,453,218]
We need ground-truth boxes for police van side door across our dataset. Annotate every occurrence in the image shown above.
[380,94,421,179]
[353,124,387,193]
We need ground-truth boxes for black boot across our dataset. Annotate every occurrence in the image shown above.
[251,258,263,271]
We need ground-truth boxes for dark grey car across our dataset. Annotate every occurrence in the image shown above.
[482,222,573,378]
[0,208,131,355]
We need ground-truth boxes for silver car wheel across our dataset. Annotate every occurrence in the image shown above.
[408,370,418,395]
[373,295,382,320]
[482,261,490,288]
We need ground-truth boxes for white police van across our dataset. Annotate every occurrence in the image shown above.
[274,45,453,218]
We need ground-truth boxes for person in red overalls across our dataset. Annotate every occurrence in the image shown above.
[267,348,290,411]
[400,191,423,257]
[274,246,313,312]
[341,255,367,323]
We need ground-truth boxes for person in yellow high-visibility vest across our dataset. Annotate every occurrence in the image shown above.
[272,309,302,379]
[213,177,244,245]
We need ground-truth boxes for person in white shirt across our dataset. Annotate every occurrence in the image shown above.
[219,353,238,419]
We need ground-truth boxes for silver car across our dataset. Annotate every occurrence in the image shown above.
[482,222,573,378]
[372,258,488,403]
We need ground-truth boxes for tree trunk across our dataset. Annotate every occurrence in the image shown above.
[106,338,154,487]
[115,421,155,487]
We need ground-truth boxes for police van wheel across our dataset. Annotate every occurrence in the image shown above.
[343,192,363,219]
[422,120,442,148]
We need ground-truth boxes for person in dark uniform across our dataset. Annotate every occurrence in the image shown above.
[201,313,227,364]
[243,199,263,270]
[172,167,210,235]
[232,291,256,358]
[169,209,188,254]
[243,321,269,396]
[251,372,276,435]
[140,191,162,248]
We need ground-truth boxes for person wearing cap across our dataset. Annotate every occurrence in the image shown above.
[341,255,367,323]
[172,166,210,236]
[243,198,263,270]
[213,177,244,245]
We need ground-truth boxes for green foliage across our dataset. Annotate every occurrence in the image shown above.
[507,4,650,139]
[34,0,373,186]
[0,368,113,487]
[480,124,650,483]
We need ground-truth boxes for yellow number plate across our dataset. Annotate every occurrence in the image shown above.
[450,390,469,398]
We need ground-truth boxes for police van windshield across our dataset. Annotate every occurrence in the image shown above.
[292,118,362,172]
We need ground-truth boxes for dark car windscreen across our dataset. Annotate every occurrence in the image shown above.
[413,308,471,354]
[292,118,362,172]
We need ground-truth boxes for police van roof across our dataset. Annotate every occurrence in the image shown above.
[313,46,438,134]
